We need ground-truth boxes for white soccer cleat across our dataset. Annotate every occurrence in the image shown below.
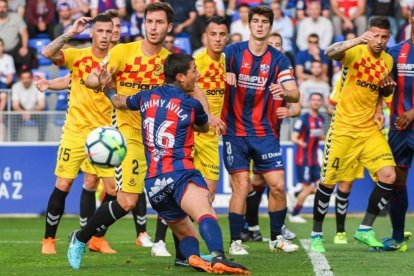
[288,214,307,224]
[136,232,154,247]
[281,225,296,240]
[229,240,249,255]
[269,235,299,253]
[151,240,172,257]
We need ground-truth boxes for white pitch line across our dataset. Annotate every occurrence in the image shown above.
[300,239,334,276]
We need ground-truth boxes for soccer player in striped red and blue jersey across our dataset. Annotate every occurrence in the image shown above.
[222,6,300,255]
[69,53,251,274]
[383,9,414,252]
[289,93,325,224]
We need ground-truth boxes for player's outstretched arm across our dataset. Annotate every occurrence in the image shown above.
[325,31,375,61]
[42,17,92,63]
[36,74,70,92]
[103,86,128,110]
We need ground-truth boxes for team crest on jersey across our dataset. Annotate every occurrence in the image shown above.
[154,64,163,76]
[260,64,270,74]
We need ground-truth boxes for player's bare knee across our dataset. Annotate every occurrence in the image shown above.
[117,193,138,211]
[55,177,74,192]
[377,167,396,184]
[83,174,99,190]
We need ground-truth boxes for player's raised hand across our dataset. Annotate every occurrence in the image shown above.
[226,72,237,87]
[35,77,49,92]
[209,114,226,135]
[357,31,375,44]
[395,110,414,130]
[380,76,396,89]
[269,83,285,98]
[276,107,290,118]
[98,65,114,87]
[68,17,92,36]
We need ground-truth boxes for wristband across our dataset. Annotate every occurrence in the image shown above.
[105,90,116,100]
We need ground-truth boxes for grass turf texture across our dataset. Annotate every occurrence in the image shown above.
[1,215,414,275]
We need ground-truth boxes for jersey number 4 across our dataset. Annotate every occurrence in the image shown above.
[143,118,175,148]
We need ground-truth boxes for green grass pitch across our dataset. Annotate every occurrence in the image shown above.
[1,215,414,275]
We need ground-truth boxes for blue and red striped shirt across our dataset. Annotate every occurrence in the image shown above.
[293,113,324,166]
[388,40,414,131]
[126,85,208,178]
[223,41,295,137]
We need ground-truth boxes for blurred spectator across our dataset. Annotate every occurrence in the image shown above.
[268,32,295,67]
[11,70,46,141]
[296,0,330,20]
[271,1,294,54]
[227,0,262,16]
[90,0,126,18]
[230,32,242,44]
[162,0,197,35]
[299,60,331,111]
[368,0,397,37]
[191,0,218,51]
[0,0,36,72]
[193,32,207,56]
[163,33,184,54]
[134,34,145,41]
[196,0,225,16]
[331,0,367,37]
[296,1,333,50]
[295,33,329,83]
[53,3,73,39]
[56,0,89,20]
[0,91,6,141]
[7,0,25,17]
[230,3,250,41]
[26,0,55,39]
[130,0,145,39]
[400,0,414,23]
[0,38,15,89]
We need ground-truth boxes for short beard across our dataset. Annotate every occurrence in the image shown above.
[0,11,7,19]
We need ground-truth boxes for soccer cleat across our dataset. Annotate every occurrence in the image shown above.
[67,230,86,270]
[42,237,57,254]
[333,232,348,245]
[211,255,251,275]
[229,240,249,255]
[240,230,264,242]
[136,232,154,247]
[404,231,412,241]
[174,258,189,267]
[354,229,383,249]
[200,254,212,262]
[188,255,213,273]
[282,225,296,240]
[382,238,408,252]
[269,235,299,253]
[151,240,171,257]
[288,214,307,224]
[310,235,326,253]
[88,236,116,254]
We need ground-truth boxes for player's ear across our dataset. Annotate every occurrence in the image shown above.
[89,28,93,39]
[167,23,173,34]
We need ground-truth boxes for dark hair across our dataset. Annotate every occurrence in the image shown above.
[309,92,324,99]
[92,14,113,25]
[145,2,175,24]
[308,33,319,40]
[102,9,120,19]
[19,69,33,77]
[203,0,215,5]
[270,32,282,41]
[248,6,274,27]
[369,16,390,30]
[238,3,250,11]
[205,16,228,30]
[164,53,194,84]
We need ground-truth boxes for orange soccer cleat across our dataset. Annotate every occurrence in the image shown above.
[88,236,116,254]
[42,237,57,254]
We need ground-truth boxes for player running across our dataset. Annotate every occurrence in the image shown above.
[40,15,114,254]
[223,6,300,255]
[382,8,414,252]
[310,16,397,253]
[68,53,251,275]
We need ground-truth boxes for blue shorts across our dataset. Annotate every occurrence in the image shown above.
[388,130,414,168]
[222,135,284,174]
[145,170,208,222]
[296,165,320,184]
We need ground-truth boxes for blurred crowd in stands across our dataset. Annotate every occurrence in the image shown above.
[0,0,412,141]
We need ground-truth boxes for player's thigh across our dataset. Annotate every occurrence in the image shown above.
[249,136,284,173]
[360,131,395,178]
[55,133,86,179]
[117,128,145,194]
[389,130,414,168]
[193,136,220,181]
[222,136,250,173]
[320,132,359,185]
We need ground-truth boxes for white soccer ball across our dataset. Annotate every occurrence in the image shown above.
[85,126,127,168]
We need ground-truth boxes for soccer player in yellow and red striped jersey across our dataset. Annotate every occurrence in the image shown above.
[310,16,397,253]
[193,16,228,199]
[40,15,114,254]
